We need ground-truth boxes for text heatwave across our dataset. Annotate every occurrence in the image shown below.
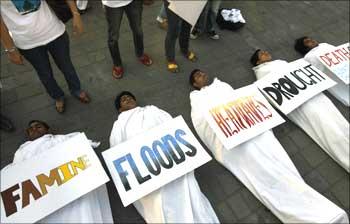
[256,59,336,114]
[204,85,284,150]
[1,155,90,218]
[102,116,212,207]
[210,96,272,138]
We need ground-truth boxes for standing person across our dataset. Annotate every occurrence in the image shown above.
[191,0,221,40]
[163,0,197,73]
[103,0,153,79]
[294,36,350,107]
[0,0,90,114]
[109,91,219,223]
[251,49,350,172]
[1,120,114,223]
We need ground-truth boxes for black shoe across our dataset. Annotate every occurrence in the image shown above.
[208,30,220,40]
[78,5,91,15]
[190,29,201,39]
[0,114,15,132]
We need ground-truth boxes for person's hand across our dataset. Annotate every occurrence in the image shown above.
[143,0,154,6]
[72,14,83,36]
[7,50,24,65]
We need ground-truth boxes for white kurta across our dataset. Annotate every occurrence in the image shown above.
[3,133,114,223]
[304,43,350,106]
[109,106,219,223]
[190,78,349,223]
[253,60,350,172]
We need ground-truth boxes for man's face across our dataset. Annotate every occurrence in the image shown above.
[119,94,137,112]
[303,37,318,49]
[257,50,272,65]
[193,70,209,89]
[26,121,49,141]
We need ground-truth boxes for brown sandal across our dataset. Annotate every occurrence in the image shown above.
[77,91,90,104]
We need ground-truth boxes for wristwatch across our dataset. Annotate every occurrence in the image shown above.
[4,46,16,53]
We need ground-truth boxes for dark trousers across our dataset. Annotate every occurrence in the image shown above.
[19,32,81,100]
[105,0,144,66]
[163,0,191,61]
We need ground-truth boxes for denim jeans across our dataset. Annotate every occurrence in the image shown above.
[105,0,144,66]
[19,32,81,100]
[195,0,221,33]
[163,0,191,61]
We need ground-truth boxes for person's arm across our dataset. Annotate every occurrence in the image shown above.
[65,0,83,36]
[0,16,23,65]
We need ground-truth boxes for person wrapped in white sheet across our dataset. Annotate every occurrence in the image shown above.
[189,69,349,223]
[294,36,349,106]
[109,91,219,223]
[1,120,114,223]
[251,50,350,172]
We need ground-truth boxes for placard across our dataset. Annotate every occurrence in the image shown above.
[0,133,109,223]
[102,116,212,207]
[317,42,349,84]
[255,59,337,114]
[168,0,207,26]
[203,84,285,150]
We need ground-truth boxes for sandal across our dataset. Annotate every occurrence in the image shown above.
[55,99,65,113]
[167,61,179,73]
[139,54,153,66]
[77,91,90,104]
[184,51,197,62]
[112,66,124,79]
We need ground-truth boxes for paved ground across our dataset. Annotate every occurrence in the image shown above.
[1,0,349,223]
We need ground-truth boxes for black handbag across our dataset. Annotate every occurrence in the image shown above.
[46,0,72,23]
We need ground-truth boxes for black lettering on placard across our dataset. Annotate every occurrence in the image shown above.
[271,82,295,100]
[304,64,326,81]
[263,87,283,105]
[287,73,308,90]
[279,78,299,95]
[293,69,315,85]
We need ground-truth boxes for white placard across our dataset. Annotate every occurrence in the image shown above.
[317,43,349,84]
[168,0,207,26]
[102,116,212,207]
[203,84,285,150]
[0,133,110,223]
[255,59,337,114]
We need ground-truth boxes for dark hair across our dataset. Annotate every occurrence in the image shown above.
[28,120,50,129]
[294,36,310,55]
[250,49,261,66]
[189,69,201,87]
[114,91,136,110]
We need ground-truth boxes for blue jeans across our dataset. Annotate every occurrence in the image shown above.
[195,0,221,32]
[19,32,81,100]
[105,0,144,66]
[163,0,191,61]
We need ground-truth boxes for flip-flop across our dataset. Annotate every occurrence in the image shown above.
[112,66,124,79]
[77,91,90,104]
[184,51,197,62]
[139,54,153,66]
[167,61,179,73]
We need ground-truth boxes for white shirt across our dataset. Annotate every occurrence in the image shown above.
[0,0,65,49]
[102,0,133,8]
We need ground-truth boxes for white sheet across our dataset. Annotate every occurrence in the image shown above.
[190,78,349,223]
[305,43,350,106]
[254,60,350,172]
[109,106,219,223]
[3,133,114,223]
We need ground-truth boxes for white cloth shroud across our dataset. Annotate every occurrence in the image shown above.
[109,106,219,223]
[220,9,246,23]
[304,43,350,106]
[253,60,350,172]
[190,78,349,223]
[2,132,114,223]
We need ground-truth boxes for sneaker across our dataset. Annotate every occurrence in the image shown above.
[190,29,200,39]
[208,30,220,40]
